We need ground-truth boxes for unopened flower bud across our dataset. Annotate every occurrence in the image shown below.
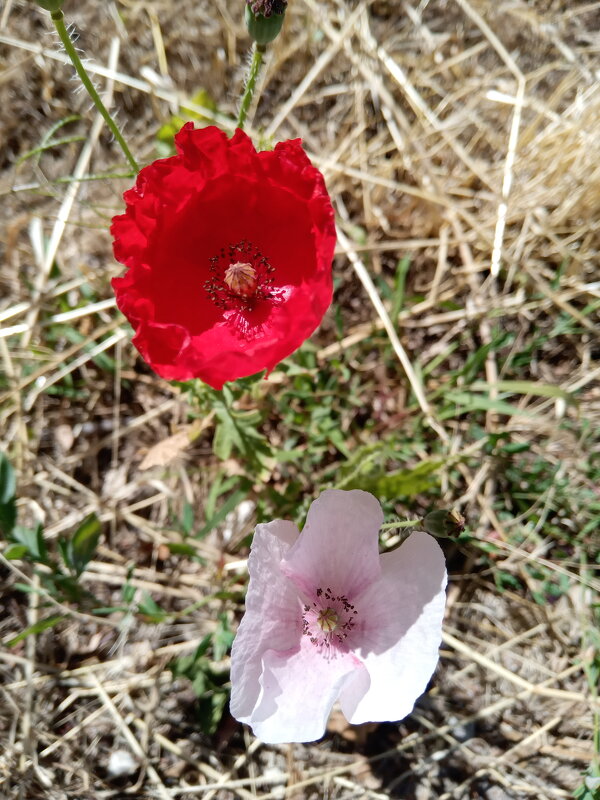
[33,0,64,11]
[422,508,466,539]
[245,0,287,46]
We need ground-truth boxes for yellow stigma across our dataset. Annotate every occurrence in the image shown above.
[224,262,258,297]
[316,607,339,633]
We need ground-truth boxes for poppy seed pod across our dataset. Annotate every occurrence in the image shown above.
[33,0,64,11]
[245,0,287,46]
[422,509,466,539]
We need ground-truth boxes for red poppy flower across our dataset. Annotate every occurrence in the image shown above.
[111,123,335,389]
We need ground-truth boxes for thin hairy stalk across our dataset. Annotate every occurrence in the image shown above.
[51,10,139,173]
[237,44,265,129]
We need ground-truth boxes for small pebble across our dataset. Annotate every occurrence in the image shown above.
[107,749,138,778]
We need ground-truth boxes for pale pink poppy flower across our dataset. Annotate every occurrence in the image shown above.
[230,489,447,743]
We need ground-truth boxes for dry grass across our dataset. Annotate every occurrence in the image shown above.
[1,0,599,798]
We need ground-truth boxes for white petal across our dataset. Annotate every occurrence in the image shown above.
[339,532,447,724]
[230,519,300,722]
[283,489,383,598]
[249,636,363,743]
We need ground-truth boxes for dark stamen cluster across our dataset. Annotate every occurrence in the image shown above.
[302,587,358,649]
[204,239,276,312]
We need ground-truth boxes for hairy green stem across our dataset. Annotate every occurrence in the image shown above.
[237,44,265,129]
[380,519,422,531]
[51,10,139,173]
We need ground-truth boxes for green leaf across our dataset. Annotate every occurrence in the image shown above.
[197,689,228,735]
[213,614,235,661]
[274,448,305,462]
[341,459,444,500]
[195,487,249,539]
[213,415,235,460]
[6,614,64,647]
[0,452,17,536]
[499,441,530,454]
[50,572,90,604]
[441,391,535,420]
[327,429,351,458]
[204,474,239,521]
[3,544,29,560]
[191,671,207,696]
[68,513,101,575]
[137,592,167,623]
[57,538,70,569]
[391,256,410,321]
[0,452,16,505]
[167,542,198,557]
[14,582,44,595]
[92,606,129,615]
[121,565,136,604]
[10,525,48,563]
[169,635,213,680]
[470,380,575,403]
[181,502,194,536]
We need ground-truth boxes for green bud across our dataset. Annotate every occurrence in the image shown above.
[245,1,287,46]
[33,0,64,11]
[422,508,466,539]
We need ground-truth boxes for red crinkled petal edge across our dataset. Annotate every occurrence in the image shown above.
[111,124,336,388]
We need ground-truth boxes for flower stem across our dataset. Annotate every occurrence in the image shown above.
[51,9,140,174]
[237,44,265,130]
[381,519,422,531]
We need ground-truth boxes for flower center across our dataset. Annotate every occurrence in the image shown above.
[224,262,258,297]
[316,607,339,633]
[302,587,358,652]
[204,239,277,312]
